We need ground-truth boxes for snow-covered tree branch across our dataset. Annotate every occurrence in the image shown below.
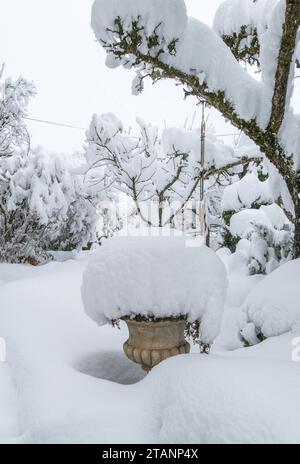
[91,0,300,257]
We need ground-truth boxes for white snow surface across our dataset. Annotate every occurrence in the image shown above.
[0,364,19,441]
[1,256,300,443]
[82,236,228,344]
[242,258,300,338]
[147,352,300,444]
[0,259,152,444]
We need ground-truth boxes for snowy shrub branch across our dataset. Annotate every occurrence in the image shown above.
[85,113,262,229]
[0,76,35,158]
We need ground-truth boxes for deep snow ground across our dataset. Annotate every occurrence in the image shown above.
[0,364,19,442]
[0,258,152,443]
[0,256,299,444]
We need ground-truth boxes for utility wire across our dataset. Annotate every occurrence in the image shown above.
[216,132,240,138]
[25,117,86,131]
[25,116,239,138]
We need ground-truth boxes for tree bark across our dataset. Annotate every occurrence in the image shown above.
[267,1,300,134]
[293,183,300,258]
[294,208,300,258]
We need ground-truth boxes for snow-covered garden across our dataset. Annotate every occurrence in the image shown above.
[1,0,300,444]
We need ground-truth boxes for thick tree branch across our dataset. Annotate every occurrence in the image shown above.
[268,1,300,134]
[101,17,296,186]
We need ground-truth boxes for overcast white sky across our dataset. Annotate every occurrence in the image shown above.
[1,1,235,152]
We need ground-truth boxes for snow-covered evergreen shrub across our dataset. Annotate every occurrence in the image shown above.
[38,150,98,254]
[0,75,97,263]
[221,172,273,250]
[0,148,97,263]
[232,212,293,275]
[220,172,293,275]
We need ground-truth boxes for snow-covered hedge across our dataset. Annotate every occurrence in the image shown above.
[0,148,97,263]
[81,235,228,344]
[241,259,300,345]
[0,73,98,264]
[226,204,293,275]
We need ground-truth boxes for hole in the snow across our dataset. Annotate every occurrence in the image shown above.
[75,351,147,385]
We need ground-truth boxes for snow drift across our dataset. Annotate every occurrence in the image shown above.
[241,258,300,342]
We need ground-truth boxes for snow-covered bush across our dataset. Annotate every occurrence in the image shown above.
[240,259,300,345]
[221,171,293,274]
[221,173,271,252]
[0,73,98,263]
[81,235,228,345]
[0,75,39,263]
[41,153,97,254]
[0,148,97,263]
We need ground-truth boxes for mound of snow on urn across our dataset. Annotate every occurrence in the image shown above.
[81,235,228,345]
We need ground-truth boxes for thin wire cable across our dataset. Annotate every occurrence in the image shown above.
[25,116,240,138]
[25,117,86,131]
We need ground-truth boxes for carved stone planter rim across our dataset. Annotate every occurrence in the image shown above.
[121,316,187,326]
[122,316,190,372]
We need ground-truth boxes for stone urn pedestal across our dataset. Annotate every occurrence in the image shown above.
[123,318,190,372]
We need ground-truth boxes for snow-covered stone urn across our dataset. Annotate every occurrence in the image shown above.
[123,318,190,372]
[81,233,228,372]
